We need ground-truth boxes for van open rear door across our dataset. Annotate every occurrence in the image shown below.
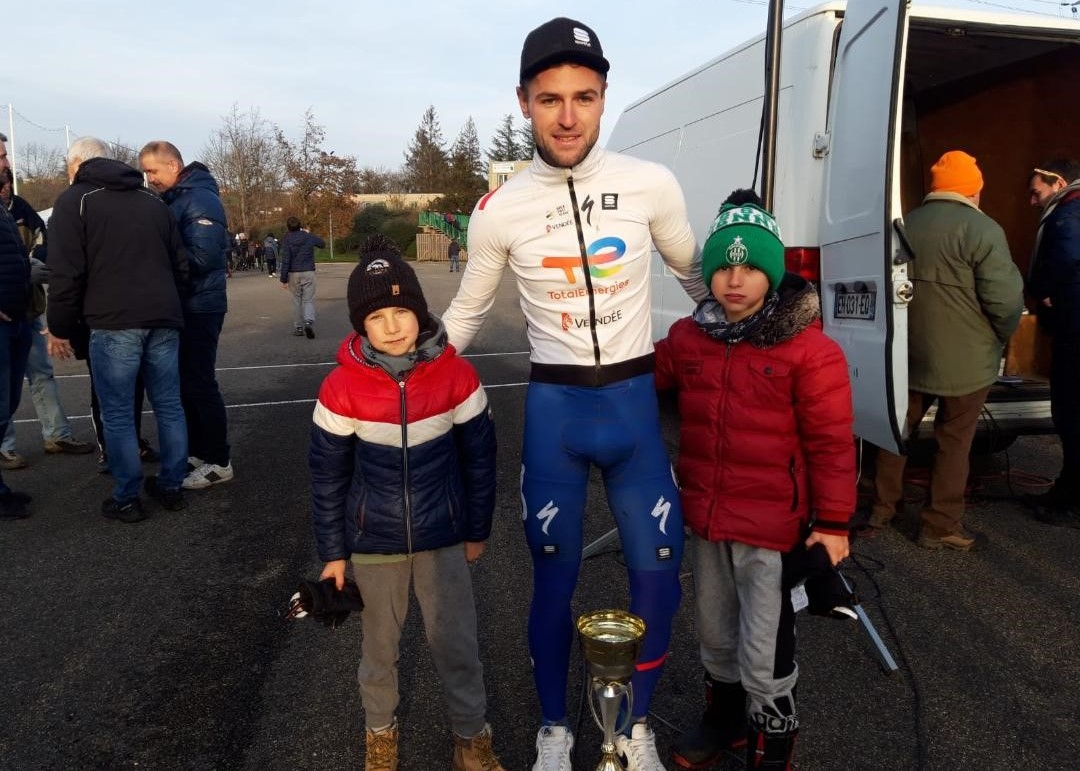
[819,0,911,454]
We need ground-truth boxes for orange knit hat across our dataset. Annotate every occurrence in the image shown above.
[930,150,984,197]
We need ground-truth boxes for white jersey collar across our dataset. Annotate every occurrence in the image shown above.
[529,143,605,185]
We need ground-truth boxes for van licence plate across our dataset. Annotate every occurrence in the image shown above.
[834,291,876,320]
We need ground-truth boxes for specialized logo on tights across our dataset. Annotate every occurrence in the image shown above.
[650,496,671,535]
[537,500,559,535]
[542,236,627,284]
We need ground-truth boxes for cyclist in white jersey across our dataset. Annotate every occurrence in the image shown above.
[442,17,707,771]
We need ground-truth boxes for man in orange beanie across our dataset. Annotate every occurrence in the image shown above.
[867,150,1023,550]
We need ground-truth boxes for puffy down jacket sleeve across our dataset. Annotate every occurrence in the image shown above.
[309,376,358,562]
[792,334,856,534]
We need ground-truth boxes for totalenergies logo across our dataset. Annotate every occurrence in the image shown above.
[541,236,627,284]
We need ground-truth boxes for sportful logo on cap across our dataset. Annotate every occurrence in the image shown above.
[366,258,391,274]
[726,236,749,264]
[573,27,592,46]
[707,205,782,240]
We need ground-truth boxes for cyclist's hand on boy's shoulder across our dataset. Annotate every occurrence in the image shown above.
[465,541,486,564]
[804,532,849,566]
[320,559,348,590]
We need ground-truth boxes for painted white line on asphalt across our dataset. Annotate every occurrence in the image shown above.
[10,385,530,424]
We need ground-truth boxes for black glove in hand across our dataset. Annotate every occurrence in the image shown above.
[783,542,858,620]
[285,577,364,629]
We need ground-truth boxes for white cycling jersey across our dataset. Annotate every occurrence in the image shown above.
[442,145,708,368]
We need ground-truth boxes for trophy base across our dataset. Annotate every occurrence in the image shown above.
[595,752,625,771]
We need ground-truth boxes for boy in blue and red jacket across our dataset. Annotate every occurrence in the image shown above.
[309,252,504,771]
[655,202,856,771]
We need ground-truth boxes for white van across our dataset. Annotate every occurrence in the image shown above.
[609,0,1078,454]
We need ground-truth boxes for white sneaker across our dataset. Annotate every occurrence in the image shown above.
[182,461,234,490]
[186,456,204,474]
[615,722,664,771]
[532,725,573,771]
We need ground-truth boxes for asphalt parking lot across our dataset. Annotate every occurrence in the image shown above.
[1,260,1077,770]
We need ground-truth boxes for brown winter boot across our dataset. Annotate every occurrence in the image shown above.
[364,721,399,771]
[451,723,505,771]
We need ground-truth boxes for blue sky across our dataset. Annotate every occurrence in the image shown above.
[2,0,1070,173]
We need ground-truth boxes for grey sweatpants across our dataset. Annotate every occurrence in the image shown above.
[289,270,316,328]
[353,545,488,737]
[691,535,799,733]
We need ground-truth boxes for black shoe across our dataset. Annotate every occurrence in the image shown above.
[1033,505,1080,529]
[138,440,160,463]
[292,327,304,337]
[673,675,747,769]
[0,491,31,519]
[304,322,315,339]
[101,497,146,523]
[144,476,187,511]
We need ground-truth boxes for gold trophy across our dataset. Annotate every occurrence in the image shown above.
[577,609,647,771]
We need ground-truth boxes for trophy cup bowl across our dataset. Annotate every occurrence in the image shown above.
[577,610,646,771]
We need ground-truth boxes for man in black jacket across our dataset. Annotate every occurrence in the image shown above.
[140,141,233,490]
[1027,159,1080,527]
[0,131,32,519]
[47,137,190,522]
[0,169,96,467]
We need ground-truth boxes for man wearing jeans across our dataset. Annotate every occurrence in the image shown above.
[0,172,95,468]
[0,131,33,519]
[47,137,190,522]
[140,141,233,490]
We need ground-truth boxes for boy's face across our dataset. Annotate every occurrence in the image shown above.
[363,307,420,356]
[710,265,770,322]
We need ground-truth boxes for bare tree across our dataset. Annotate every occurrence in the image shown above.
[276,109,359,241]
[110,140,140,168]
[203,104,284,236]
[358,166,407,194]
[18,142,66,179]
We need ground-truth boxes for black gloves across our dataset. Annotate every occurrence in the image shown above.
[285,578,364,629]
[783,542,858,620]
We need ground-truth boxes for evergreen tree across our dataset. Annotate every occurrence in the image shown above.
[485,114,521,163]
[516,117,535,159]
[441,117,488,212]
[403,106,449,192]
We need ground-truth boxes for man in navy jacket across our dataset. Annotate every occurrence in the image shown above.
[140,141,234,490]
[1028,159,1080,527]
[0,132,32,518]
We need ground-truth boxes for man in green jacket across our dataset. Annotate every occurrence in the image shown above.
[870,150,1023,550]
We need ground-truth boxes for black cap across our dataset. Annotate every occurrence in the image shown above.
[520,17,610,83]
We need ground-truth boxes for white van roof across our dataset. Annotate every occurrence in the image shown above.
[619,1,1080,114]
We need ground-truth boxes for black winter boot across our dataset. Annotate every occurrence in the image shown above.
[745,725,797,771]
[672,673,747,769]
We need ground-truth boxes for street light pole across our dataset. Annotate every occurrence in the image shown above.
[329,209,334,261]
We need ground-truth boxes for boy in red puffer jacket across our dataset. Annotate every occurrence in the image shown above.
[655,196,856,771]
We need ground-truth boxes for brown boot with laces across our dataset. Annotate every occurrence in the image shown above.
[364,721,398,771]
[452,724,505,771]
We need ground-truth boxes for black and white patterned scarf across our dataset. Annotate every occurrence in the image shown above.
[692,292,781,344]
